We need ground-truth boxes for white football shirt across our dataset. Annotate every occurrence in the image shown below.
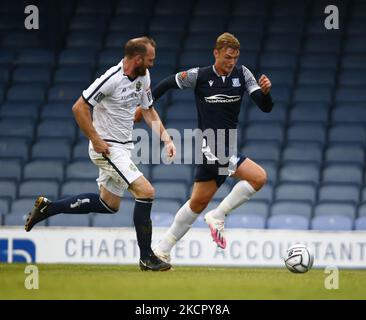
[82,59,153,147]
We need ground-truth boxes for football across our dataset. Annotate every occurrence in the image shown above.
[284,244,314,273]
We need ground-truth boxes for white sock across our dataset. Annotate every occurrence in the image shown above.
[158,200,199,253]
[211,180,256,220]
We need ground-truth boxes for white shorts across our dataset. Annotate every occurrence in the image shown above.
[89,142,143,197]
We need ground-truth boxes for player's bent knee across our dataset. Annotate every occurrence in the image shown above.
[189,198,209,214]
[253,169,267,191]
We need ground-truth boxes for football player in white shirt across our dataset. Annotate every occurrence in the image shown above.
[25,37,176,271]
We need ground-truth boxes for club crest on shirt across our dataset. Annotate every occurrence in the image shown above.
[232,78,241,87]
[136,81,142,92]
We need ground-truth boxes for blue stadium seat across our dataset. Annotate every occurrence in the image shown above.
[72,141,90,161]
[151,212,175,227]
[241,141,281,162]
[66,31,103,49]
[268,17,304,34]
[0,66,10,84]
[155,0,194,15]
[115,0,154,15]
[54,66,92,83]
[4,212,46,227]
[48,214,91,227]
[76,0,113,14]
[362,187,366,203]
[180,49,213,66]
[69,14,108,31]
[358,203,366,217]
[311,215,353,231]
[0,138,29,161]
[165,102,197,121]
[345,36,366,53]
[322,164,363,185]
[152,199,181,215]
[301,53,338,69]
[328,124,366,145]
[335,85,366,102]
[0,118,34,140]
[232,0,270,17]
[7,84,46,102]
[332,104,366,121]
[66,161,98,180]
[61,180,99,197]
[109,14,146,32]
[228,17,265,34]
[0,199,9,214]
[150,15,187,33]
[255,160,278,185]
[273,0,309,16]
[318,184,360,204]
[355,216,366,230]
[19,180,59,200]
[275,183,316,204]
[267,214,309,230]
[264,34,301,52]
[0,49,16,65]
[289,103,328,123]
[282,142,323,164]
[0,102,39,120]
[251,183,274,203]
[314,202,356,219]
[258,68,294,85]
[298,69,336,86]
[12,66,51,84]
[287,123,326,144]
[151,164,192,184]
[48,84,84,102]
[154,182,188,202]
[0,159,22,181]
[279,162,320,184]
[97,49,123,68]
[339,70,366,85]
[193,0,231,15]
[245,123,284,143]
[325,144,364,165]
[246,103,287,123]
[211,183,231,201]
[294,86,332,104]
[270,201,312,219]
[171,90,195,103]
[93,210,134,227]
[105,31,144,48]
[11,198,36,213]
[16,49,56,66]
[341,53,366,70]
[58,49,96,66]
[304,35,342,53]
[268,85,292,103]
[2,31,41,48]
[229,200,269,218]
[41,102,73,119]
[37,119,76,142]
[189,16,226,33]
[24,160,64,182]
[259,52,298,69]
[31,139,72,162]
[226,214,266,229]
[153,49,178,68]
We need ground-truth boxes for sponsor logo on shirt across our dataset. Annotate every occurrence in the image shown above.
[136,81,142,92]
[204,94,241,103]
[94,92,105,103]
[208,80,214,87]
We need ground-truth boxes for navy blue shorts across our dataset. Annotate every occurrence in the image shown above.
[194,152,247,188]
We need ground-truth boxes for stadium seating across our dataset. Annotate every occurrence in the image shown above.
[0,0,365,232]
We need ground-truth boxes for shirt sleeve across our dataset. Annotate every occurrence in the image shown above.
[242,65,261,94]
[140,70,154,110]
[175,67,199,89]
[82,65,120,107]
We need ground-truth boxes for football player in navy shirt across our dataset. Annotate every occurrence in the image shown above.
[152,33,273,262]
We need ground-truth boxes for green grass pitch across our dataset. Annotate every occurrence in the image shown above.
[1,264,366,300]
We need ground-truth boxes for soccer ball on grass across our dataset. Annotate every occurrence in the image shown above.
[284,244,314,273]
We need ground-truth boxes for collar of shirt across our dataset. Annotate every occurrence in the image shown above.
[212,65,232,79]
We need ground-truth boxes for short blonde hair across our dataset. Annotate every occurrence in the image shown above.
[215,32,240,51]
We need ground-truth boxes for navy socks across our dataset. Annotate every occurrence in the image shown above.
[133,199,154,259]
[46,193,117,216]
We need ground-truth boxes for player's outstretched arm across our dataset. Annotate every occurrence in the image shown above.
[152,74,179,102]
[72,97,111,154]
[141,106,176,159]
[250,74,274,113]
